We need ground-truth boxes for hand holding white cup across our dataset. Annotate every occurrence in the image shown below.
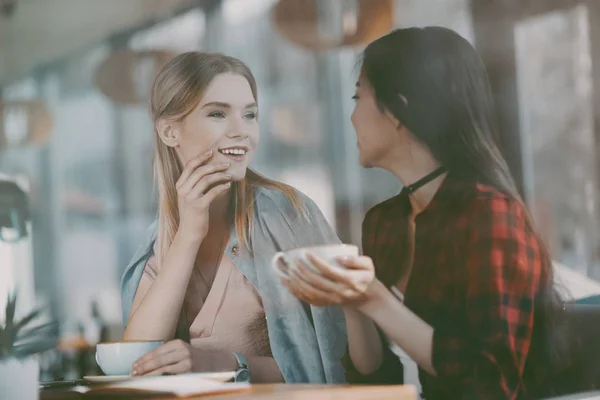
[271,244,359,278]
[95,340,163,376]
[274,244,377,307]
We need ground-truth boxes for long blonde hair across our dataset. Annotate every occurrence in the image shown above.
[150,52,303,263]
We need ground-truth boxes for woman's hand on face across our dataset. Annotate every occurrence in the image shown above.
[176,150,232,242]
[281,253,377,307]
[131,339,200,376]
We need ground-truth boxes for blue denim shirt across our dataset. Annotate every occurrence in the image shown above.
[120,186,348,383]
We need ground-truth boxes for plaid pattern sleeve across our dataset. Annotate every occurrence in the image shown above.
[431,193,542,399]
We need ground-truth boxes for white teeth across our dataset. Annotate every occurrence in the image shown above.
[221,148,246,155]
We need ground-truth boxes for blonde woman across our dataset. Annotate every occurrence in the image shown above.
[120,52,346,383]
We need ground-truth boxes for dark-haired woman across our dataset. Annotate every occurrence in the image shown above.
[281,27,566,399]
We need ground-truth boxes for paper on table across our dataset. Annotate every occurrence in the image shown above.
[77,373,250,398]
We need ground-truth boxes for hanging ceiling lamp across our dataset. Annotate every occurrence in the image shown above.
[271,0,394,51]
[94,49,176,105]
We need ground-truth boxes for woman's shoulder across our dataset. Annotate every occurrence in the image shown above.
[366,195,401,214]
[362,194,405,227]
[469,181,523,216]
[456,182,534,246]
[253,185,339,244]
[253,185,314,217]
[436,175,520,218]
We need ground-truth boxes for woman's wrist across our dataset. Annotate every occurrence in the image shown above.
[358,279,390,315]
[191,348,237,373]
[211,350,238,372]
[174,226,204,248]
[342,304,361,314]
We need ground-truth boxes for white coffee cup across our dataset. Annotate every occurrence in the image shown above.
[272,244,359,278]
[95,340,163,376]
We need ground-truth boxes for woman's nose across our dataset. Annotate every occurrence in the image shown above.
[227,116,249,138]
[227,129,248,139]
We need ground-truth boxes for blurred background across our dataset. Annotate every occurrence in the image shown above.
[2,0,600,379]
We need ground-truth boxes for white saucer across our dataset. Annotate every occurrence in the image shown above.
[84,375,133,383]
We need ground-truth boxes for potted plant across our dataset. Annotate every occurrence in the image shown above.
[0,292,58,400]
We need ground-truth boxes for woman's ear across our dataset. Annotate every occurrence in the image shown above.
[383,107,404,130]
[156,119,180,148]
[383,94,408,130]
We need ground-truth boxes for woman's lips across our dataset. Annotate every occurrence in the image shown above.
[221,153,246,162]
[218,147,248,162]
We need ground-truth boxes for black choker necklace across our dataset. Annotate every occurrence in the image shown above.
[404,167,447,194]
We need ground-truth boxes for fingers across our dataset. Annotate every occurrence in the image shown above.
[282,275,336,307]
[295,258,343,294]
[132,340,190,376]
[282,254,374,307]
[133,350,187,376]
[189,170,232,198]
[199,182,232,204]
[306,253,355,287]
[143,359,193,376]
[178,163,230,195]
[136,340,185,362]
[284,259,362,305]
[177,150,214,187]
[336,255,373,270]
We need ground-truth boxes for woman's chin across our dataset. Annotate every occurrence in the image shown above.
[228,167,248,182]
[359,156,373,169]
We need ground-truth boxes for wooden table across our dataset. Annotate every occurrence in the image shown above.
[41,384,417,400]
[200,384,416,399]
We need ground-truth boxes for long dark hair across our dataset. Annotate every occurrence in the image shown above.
[360,27,569,394]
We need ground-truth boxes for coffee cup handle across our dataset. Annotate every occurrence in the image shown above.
[271,252,291,278]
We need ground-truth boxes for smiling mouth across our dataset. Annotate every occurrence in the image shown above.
[218,146,248,160]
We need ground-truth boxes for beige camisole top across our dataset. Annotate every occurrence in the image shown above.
[142,252,271,357]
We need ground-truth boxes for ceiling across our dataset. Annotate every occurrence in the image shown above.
[0,0,200,85]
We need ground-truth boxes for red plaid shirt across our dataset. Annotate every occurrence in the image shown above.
[360,174,543,399]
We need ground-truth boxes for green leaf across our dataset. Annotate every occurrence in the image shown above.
[12,339,57,359]
[5,292,16,327]
[2,292,17,347]
[12,310,40,335]
[1,292,58,361]
[16,322,58,343]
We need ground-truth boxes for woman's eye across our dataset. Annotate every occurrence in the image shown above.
[208,111,226,118]
[351,95,359,101]
[244,112,257,120]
